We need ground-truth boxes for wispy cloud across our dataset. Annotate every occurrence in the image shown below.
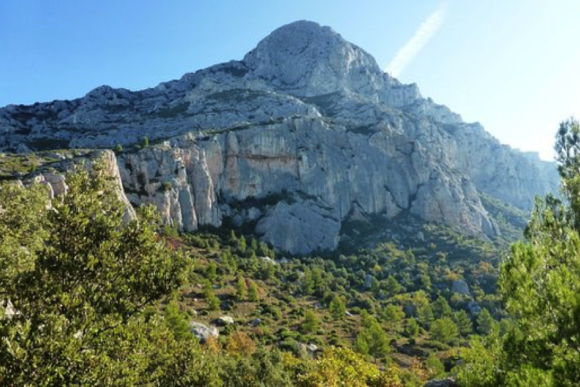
[386,3,447,78]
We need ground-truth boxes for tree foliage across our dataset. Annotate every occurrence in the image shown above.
[0,162,212,385]
[329,295,346,320]
[459,118,580,385]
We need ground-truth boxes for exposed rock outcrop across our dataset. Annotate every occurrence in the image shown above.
[0,20,559,254]
[189,321,219,342]
[19,150,136,222]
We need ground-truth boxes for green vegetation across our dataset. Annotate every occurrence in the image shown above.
[0,149,91,178]
[3,119,579,385]
[0,161,200,385]
[142,136,150,148]
[456,118,580,386]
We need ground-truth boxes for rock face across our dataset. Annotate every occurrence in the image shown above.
[0,20,559,254]
[19,150,136,222]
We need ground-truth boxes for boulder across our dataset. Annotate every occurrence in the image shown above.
[451,280,470,295]
[215,316,234,326]
[424,378,457,387]
[468,301,482,315]
[190,321,219,342]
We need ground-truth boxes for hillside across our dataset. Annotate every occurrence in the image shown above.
[0,19,569,386]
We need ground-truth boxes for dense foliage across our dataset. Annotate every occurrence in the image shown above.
[457,118,580,386]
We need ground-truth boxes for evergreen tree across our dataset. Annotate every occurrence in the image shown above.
[237,235,247,253]
[476,308,495,335]
[453,310,473,336]
[430,318,459,344]
[431,296,453,319]
[329,295,346,320]
[381,304,404,325]
[230,230,238,246]
[417,304,435,328]
[204,280,220,311]
[405,318,420,339]
[355,314,391,359]
[384,275,403,296]
[312,267,324,288]
[207,261,217,282]
[0,182,49,293]
[301,310,320,333]
[164,301,193,341]
[459,119,580,385]
[302,268,314,295]
[236,276,247,301]
[426,353,445,379]
[248,280,259,302]
[250,238,259,252]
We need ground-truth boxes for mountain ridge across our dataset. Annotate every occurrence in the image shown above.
[0,20,559,254]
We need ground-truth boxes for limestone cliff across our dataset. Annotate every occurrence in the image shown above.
[19,150,136,223]
[0,21,559,253]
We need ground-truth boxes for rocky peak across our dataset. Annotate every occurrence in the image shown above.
[243,20,389,98]
[0,20,560,254]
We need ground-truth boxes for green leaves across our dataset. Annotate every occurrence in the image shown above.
[0,182,50,294]
[0,159,199,385]
[356,311,391,359]
[430,317,459,344]
[329,295,346,320]
[458,118,580,385]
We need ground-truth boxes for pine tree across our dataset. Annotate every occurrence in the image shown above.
[430,318,459,344]
[207,261,217,282]
[453,310,473,336]
[382,304,404,324]
[230,230,238,246]
[236,276,247,301]
[329,295,346,320]
[385,276,403,296]
[204,280,220,311]
[432,296,453,319]
[238,235,247,252]
[417,304,434,328]
[476,308,495,335]
[355,314,391,359]
[426,353,445,378]
[405,318,420,338]
[303,268,314,295]
[312,267,323,287]
[164,301,193,341]
[301,310,320,333]
[248,281,259,302]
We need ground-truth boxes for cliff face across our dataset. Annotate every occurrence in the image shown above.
[0,21,559,254]
[18,150,137,223]
[117,119,496,254]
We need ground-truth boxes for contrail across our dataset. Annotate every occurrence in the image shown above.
[386,3,447,78]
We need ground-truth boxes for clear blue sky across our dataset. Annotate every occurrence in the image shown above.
[1,1,579,160]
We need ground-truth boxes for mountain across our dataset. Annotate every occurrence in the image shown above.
[0,20,559,254]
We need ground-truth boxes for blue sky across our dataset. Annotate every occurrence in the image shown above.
[1,1,579,159]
